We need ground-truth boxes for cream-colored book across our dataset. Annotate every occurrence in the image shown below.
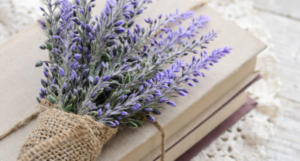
[142,72,259,161]
[0,1,266,161]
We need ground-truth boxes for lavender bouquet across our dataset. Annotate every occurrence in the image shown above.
[18,0,232,160]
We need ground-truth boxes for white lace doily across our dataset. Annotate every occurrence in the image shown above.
[0,0,281,160]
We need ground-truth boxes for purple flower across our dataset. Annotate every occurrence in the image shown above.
[41,79,48,87]
[105,102,110,109]
[91,92,97,98]
[114,20,124,27]
[138,85,144,92]
[60,0,72,22]
[114,120,120,126]
[121,111,128,116]
[73,89,78,95]
[106,121,116,127]
[78,45,82,51]
[52,48,60,53]
[158,98,168,103]
[144,108,153,112]
[105,87,112,91]
[188,82,195,87]
[74,54,81,60]
[182,89,189,93]
[161,85,169,89]
[114,27,125,34]
[51,78,56,84]
[158,14,162,19]
[70,70,77,81]
[39,93,45,98]
[91,104,97,110]
[146,114,156,122]
[137,9,143,15]
[167,101,177,107]
[71,60,78,69]
[86,24,91,32]
[192,78,199,83]
[82,69,89,77]
[178,91,186,97]
[131,106,138,111]
[40,88,47,95]
[43,71,48,77]
[80,22,85,30]
[94,76,99,85]
[97,108,102,117]
[102,75,110,81]
[152,109,162,115]
[59,67,65,76]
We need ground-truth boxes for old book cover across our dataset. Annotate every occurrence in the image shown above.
[0,0,265,160]
[143,73,260,161]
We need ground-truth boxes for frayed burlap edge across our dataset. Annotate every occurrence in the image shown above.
[17,100,118,161]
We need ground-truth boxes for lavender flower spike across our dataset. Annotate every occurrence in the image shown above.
[59,67,65,77]
[36,0,231,128]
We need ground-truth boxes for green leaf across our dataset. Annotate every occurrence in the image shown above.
[81,90,86,101]
[89,64,95,76]
[149,106,165,109]
[87,111,98,117]
[144,73,154,79]
[122,90,131,95]
[94,63,102,76]
[36,97,41,104]
[48,29,53,36]
[46,42,52,50]
[103,53,111,61]
[124,73,131,83]
[133,120,143,127]
[127,21,134,28]
[117,74,124,83]
[47,95,56,104]
[35,61,43,67]
[126,121,138,129]
[65,104,73,112]
[71,96,77,102]
[39,45,47,50]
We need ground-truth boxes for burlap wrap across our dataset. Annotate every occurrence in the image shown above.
[17,107,118,161]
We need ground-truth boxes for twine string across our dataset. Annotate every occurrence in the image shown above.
[154,120,165,161]
[0,111,39,140]
[0,100,54,141]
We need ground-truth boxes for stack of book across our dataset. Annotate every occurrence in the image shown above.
[0,0,266,160]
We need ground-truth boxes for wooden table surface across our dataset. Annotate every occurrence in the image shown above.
[253,0,300,160]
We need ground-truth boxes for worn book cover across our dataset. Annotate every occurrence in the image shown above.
[143,73,260,161]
